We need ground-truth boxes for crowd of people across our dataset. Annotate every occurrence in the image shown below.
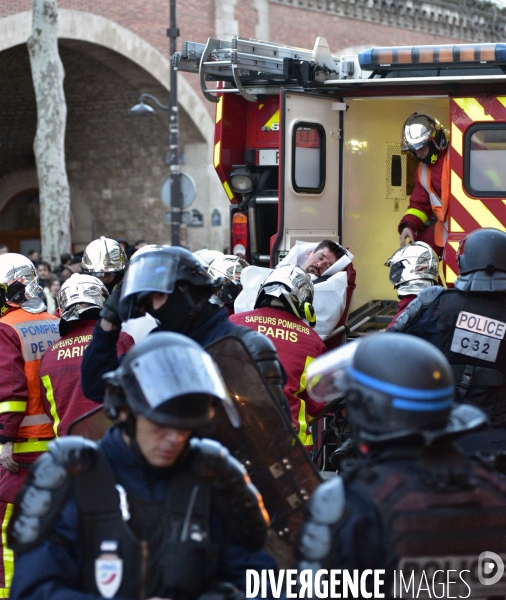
[0,112,505,599]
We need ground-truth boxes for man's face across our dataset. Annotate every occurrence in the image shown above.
[302,247,337,277]
[414,143,430,160]
[135,415,191,467]
[37,264,49,279]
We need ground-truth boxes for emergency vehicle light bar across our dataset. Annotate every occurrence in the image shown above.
[358,44,506,71]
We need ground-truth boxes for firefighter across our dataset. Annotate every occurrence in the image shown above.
[0,253,60,597]
[298,333,506,598]
[39,274,134,438]
[398,112,450,256]
[393,228,506,425]
[9,332,277,600]
[230,265,325,449]
[385,241,439,329]
[81,246,288,414]
[208,254,249,314]
[80,236,127,293]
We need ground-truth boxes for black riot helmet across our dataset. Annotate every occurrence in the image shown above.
[455,228,506,292]
[103,332,239,429]
[307,333,485,444]
[119,246,224,332]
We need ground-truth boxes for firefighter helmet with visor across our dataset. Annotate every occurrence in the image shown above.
[81,237,127,277]
[385,242,439,297]
[401,112,449,153]
[0,253,44,313]
[58,273,109,322]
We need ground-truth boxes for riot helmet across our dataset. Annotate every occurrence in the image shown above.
[120,246,223,333]
[255,264,316,326]
[385,242,439,297]
[59,274,109,325]
[208,255,249,306]
[81,237,127,293]
[455,228,506,292]
[103,332,239,429]
[307,333,458,443]
[0,253,44,315]
[401,112,449,157]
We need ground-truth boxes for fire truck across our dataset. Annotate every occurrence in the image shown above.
[175,37,506,330]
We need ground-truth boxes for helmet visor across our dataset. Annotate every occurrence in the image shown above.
[307,341,359,402]
[129,344,240,427]
[121,254,179,300]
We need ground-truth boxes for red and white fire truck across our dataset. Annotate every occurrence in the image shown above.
[175,37,506,327]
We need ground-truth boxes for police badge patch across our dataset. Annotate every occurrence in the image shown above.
[95,541,123,598]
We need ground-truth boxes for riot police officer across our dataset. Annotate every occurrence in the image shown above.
[81,246,287,415]
[9,333,276,600]
[81,236,127,294]
[393,228,506,424]
[298,333,506,598]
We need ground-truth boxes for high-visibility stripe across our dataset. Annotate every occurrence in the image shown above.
[263,109,279,130]
[451,123,463,157]
[223,181,234,200]
[0,401,26,414]
[0,503,14,597]
[453,98,494,122]
[0,439,50,454]
[214,141,221,168]
[20,414,51,427]
[495,97,506,111]
[446,263,458,284]
[405,208,429,223]
[450,217,464,233]
[41,374,60,438]
[294,356,315,447]
[451,170,506,230]
[215,97,222,124]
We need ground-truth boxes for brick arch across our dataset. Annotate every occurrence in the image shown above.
[0,9,213,144]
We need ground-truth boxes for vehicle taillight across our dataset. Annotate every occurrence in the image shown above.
[231,212,249,260]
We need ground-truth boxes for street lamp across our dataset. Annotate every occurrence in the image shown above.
[130,0,181,247]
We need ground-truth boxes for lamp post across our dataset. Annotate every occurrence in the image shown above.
[131,0,181,246]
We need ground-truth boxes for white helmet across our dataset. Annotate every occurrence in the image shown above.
[193,249,224,270]
[0,253,44,313]
[256,265,316,326]
[81,237,127,276]
[385,242,439,297]
[59,274,109,322]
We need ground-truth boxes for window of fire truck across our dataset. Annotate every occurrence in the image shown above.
[292,123,325,193]
[465,124,506,197]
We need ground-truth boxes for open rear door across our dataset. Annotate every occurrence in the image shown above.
[273,91,344,258]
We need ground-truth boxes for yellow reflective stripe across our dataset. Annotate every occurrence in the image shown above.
[451,170,506,230]
[223,181,234,200]
[0,503,14,597]
[451,122,463,157]
[453,98,494,122]
[0,439,50,454]
[294,356,315,447]
[404,208,429,224]
[450,217,464,233]
[0,401,26,413]
[446,263,458,284]
[41,374,60,438]
[215,97,222,124]
[263,109,279,130]
[214,141,221,168]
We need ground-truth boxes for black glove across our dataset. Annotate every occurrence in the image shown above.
[99,281,123,327]
[196,583,245,600]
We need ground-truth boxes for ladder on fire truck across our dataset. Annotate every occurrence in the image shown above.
[174,36,346,103]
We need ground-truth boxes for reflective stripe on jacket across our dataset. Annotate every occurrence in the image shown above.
[417,149,450,247]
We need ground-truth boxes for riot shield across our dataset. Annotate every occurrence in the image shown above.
[67,406,115,440]
[204,335,322,565]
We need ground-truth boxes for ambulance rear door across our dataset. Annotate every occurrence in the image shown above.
[272,91,344,261]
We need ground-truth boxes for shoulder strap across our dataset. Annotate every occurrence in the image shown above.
[394,286,445,332]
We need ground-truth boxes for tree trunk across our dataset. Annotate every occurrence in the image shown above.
[27,0,71,267]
